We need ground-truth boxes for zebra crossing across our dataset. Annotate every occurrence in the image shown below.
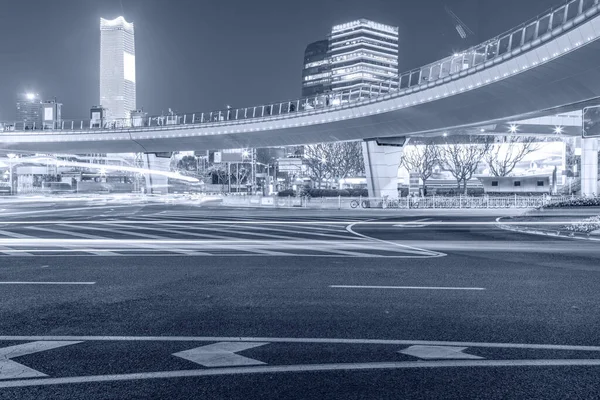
[0,211,444,258]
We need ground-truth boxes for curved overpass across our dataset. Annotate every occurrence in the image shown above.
[1,0,599,196]
[2,0,600,154]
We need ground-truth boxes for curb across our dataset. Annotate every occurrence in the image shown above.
[496,217,600,242]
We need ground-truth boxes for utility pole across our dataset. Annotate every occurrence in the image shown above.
[227,162,231,193]
[251,148,256,195]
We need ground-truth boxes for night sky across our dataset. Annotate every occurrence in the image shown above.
[0,0,558,120]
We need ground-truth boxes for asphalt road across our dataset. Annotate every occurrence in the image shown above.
[0,198,599,399]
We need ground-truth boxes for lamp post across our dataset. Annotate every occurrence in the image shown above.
[7,154,16,195]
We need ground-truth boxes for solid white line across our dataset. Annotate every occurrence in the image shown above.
[346,219,447,258]
[1,359,600,388]
[0,282,96,285]
[1,336,599,351]
[329,285,486,291]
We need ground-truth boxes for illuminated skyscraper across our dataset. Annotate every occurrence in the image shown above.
[301,40,331,97]
[100,16,136,121]
[328,20,398,94]
[16,93,43,130]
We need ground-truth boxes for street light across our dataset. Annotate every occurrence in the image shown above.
[6,154,17,195]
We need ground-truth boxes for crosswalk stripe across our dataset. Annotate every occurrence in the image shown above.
[212,224,357,240]
[92,224,290,256]
[54,225,205,256]
[26,227,120,256]
[98,223,236,241]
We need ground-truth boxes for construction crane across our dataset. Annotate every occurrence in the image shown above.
[445,5,474,39]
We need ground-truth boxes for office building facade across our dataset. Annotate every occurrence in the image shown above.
[100,16,136,121]
[301,40,331,97]
[328,19,398,94]
[16,93,43,130]
[300,19,399,101]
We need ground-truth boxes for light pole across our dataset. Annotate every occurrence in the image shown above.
[7,154,16,195]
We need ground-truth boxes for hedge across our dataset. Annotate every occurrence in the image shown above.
[542,197,600,209]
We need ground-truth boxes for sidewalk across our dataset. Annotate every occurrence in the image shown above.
[497,207,600,241]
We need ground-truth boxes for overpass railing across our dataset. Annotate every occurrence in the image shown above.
[1,0,598,136]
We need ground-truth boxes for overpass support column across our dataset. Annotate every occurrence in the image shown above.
[362,138,408,199]
[581,137,598,196]
[143,153,171,195]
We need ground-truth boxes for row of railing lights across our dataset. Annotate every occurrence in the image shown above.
[9,27,596,138]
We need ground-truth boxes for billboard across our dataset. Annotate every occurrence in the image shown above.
[583,105,600,137]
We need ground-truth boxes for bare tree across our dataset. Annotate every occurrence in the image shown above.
[304,144,331,189]
[304,142,365,189]
[327,141,365,184]
[438,136,492,194]
[401,141,438,193]
[486,136,541,176]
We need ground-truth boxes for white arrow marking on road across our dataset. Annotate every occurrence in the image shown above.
[0,341,82,380]
[399,345,483,360]
[173,342,268,367]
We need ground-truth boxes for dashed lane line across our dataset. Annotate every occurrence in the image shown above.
[329,285,486,290]
[0,282,95,285]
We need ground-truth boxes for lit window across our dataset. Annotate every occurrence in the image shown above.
[124,52,136,83]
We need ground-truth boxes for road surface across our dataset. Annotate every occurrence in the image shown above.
[0,199,598,399]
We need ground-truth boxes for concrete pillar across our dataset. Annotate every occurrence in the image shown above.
[581,137,599,196]
[142,153,171,195]
[362,140,405,198]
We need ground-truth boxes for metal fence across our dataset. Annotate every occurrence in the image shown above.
[221,195,578,209]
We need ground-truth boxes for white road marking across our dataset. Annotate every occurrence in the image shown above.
[399,345,483,360]
[0,282,96,285]
[26,226,120,256]
[0,205,135,217]
[106,223,238,241]
[192,223,357,241]
[0,341,82,380]
[393,218,444,228]
[174,342,268,367]
[1,359,600,388]
[0,229,33,239]
[329,285,486,291]
[0,336,598,352]
[0,246,34,257]
[56,225,208,256]
[345,220,446,258]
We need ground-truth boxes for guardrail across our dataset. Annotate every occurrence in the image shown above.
[1,0,597,135]
[221,195,578,209]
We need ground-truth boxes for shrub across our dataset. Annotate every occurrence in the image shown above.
[542,197,600,209]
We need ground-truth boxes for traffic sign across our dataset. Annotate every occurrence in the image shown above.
[582,105,600,137]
